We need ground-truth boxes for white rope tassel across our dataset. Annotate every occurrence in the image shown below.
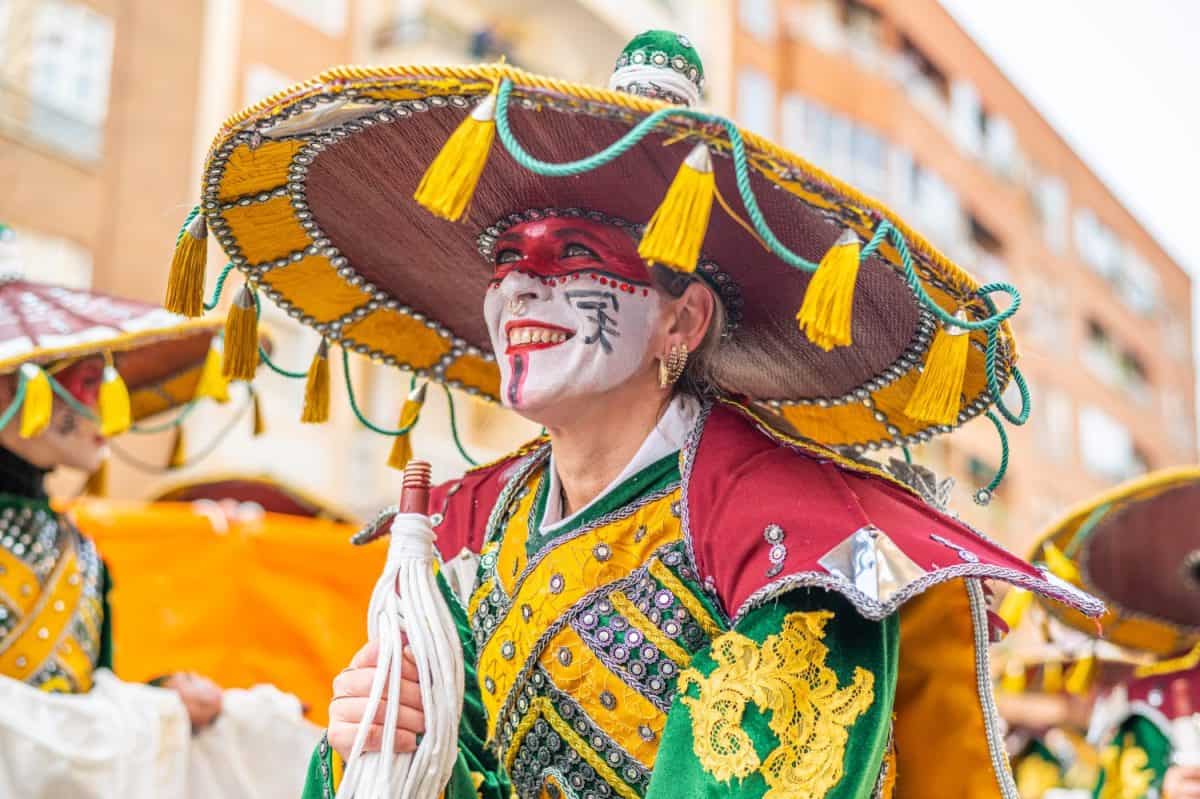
[336,469,464,798]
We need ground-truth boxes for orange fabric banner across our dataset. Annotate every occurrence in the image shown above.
[67,499,385,725]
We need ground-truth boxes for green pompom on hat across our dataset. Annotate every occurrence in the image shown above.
[609,29,704,107]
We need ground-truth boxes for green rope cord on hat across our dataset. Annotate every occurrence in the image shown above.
[109,386,256,472]
[204,262,236,313]
[341,346,418,437]
[1062,502,1112,558]
[0,370,29,431]
[440,382,477,466]
[977,409,1009,504]
[244,290,308,379]
[129,400,200,433]
[494,78,1028,415]
[175,206,201,244]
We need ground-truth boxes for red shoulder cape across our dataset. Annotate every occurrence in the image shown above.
[684,402,1103,622]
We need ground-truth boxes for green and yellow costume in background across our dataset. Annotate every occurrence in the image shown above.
[1023,467,1200,799]
[0,457,111,692]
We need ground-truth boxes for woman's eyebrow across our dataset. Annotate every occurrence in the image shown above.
[496,232,524,246]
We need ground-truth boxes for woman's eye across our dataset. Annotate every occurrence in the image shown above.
[563,243,597,259]
[496,249,522,265]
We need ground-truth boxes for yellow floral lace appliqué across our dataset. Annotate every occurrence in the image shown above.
[1098,734,1154,799]
[677,610,875,799]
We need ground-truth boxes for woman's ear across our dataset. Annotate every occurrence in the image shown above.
[669,280,716,352]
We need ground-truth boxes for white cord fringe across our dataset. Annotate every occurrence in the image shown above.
[335,513,465,799]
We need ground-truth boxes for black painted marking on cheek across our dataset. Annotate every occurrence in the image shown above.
[56,409,78,436]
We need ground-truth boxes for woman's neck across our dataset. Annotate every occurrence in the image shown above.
[545,387,672,516]
[0,446,48,500]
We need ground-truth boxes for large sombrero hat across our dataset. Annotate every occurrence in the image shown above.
[0,273,271,480]
[151,473,357,524]
[164,31,1028,496]
[1028,467,1200,657]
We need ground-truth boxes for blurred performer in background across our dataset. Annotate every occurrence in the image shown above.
[166,29,1105,799]
[1021,467,1200,799]
[0,276,318,798]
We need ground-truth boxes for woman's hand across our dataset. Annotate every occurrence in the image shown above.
[328,640,425,760]
[1165,765,1200,799]
[163,672,223,731]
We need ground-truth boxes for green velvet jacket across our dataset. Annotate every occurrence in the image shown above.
[303,451,898,799]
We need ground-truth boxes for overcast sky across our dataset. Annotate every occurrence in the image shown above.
[939,0,1200,281]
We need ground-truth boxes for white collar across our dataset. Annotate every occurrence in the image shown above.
[541,394,699,533]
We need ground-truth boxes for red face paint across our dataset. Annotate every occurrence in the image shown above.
[490,217,652,287]
[54,358,104,407]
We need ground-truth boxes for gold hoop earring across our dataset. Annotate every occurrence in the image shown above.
[658,343,688,389]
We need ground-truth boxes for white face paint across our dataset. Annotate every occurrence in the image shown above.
[481,218,663,415]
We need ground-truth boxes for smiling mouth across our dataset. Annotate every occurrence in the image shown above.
[505,321,575,354]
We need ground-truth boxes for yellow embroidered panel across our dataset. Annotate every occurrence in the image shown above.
[678,610,875,798]
[1098,735,1154,799]
[539,624,667,768]
[478,480,683,737]
[0,544,85,682]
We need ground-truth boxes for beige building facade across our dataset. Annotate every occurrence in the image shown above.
[1,0,1193,550]
[726,0,1196,552]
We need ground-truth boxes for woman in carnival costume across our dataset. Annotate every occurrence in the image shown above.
[1022,468,1200,799]
[0,274,317,797]
[167,30,1103,798]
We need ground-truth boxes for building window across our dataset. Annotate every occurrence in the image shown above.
[738,0,776,39]
[243,64,294,106]
[1032,175,1069,256]
[266,0,346,36]
[736,68,775,138]
[6,0,115,162]
[1082,318,1151,403]
[1029,380,1074,463]
[897,35,950,123]
[0,226,92,287]
[1078,406,1146,482]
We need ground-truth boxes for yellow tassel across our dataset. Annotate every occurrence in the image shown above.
[1001,660,1027,694]
[222,286,258,381]
[387,382,427,471]
[413,91,497,222]
[193,339,230,403]
[638,144,715,274]
[301,340,331,424]
[997,587,1033,630]
[98,363,131,437]
[1041,541,1082,583]
[1065,653,1096,695]
[796,229,862,351]
[251,390,266,437]
[1042,661,1065,693]
[168,425,187,468]
[903,311,970,425]
[84,459,109,497]
[164,211,208,317]
[19,364,52,439]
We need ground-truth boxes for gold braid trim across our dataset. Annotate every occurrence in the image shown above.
[609,590,690,665]
[678,610,874,798]
[646,559,723,638]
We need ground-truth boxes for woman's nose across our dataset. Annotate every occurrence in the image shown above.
[500,271,551,305]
